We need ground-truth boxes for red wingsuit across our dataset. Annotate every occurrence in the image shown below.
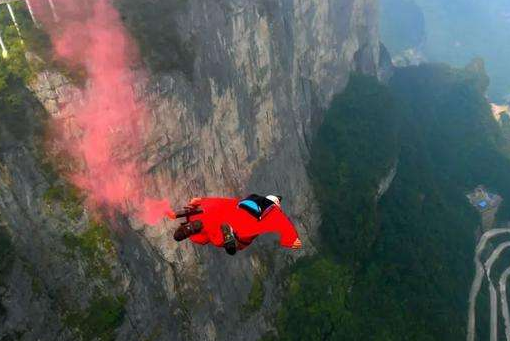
[184,197,301,249]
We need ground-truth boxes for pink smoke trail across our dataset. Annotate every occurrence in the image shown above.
[37,0,173,225]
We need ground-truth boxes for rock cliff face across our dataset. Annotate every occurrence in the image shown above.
[0,1,381,340]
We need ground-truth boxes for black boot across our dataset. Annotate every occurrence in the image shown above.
[221,224,237,255]
[174,220,203,242]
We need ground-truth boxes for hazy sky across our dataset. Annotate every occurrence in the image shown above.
[380,0,510,102]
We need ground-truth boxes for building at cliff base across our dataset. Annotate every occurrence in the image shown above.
[467,185,503,230]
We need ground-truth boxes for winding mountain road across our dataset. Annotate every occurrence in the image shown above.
[468,229,510,341]
[499,267,510,341]
[488,275,499,341]
[485,241,510,341]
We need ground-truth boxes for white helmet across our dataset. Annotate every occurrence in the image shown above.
[266,195,282,206]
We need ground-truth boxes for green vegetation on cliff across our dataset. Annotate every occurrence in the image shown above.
[276,258,353,340]
[241,273,265,318]
[276,63,510,340]
[44,182,85,221]
[309,75,401,263]
[63,221,116,280]
[63,294,126,341]
[0,3,48,143]
[0,47,34,142]
[0,5,131,339]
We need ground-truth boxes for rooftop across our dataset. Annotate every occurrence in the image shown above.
[467,185,502,212]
